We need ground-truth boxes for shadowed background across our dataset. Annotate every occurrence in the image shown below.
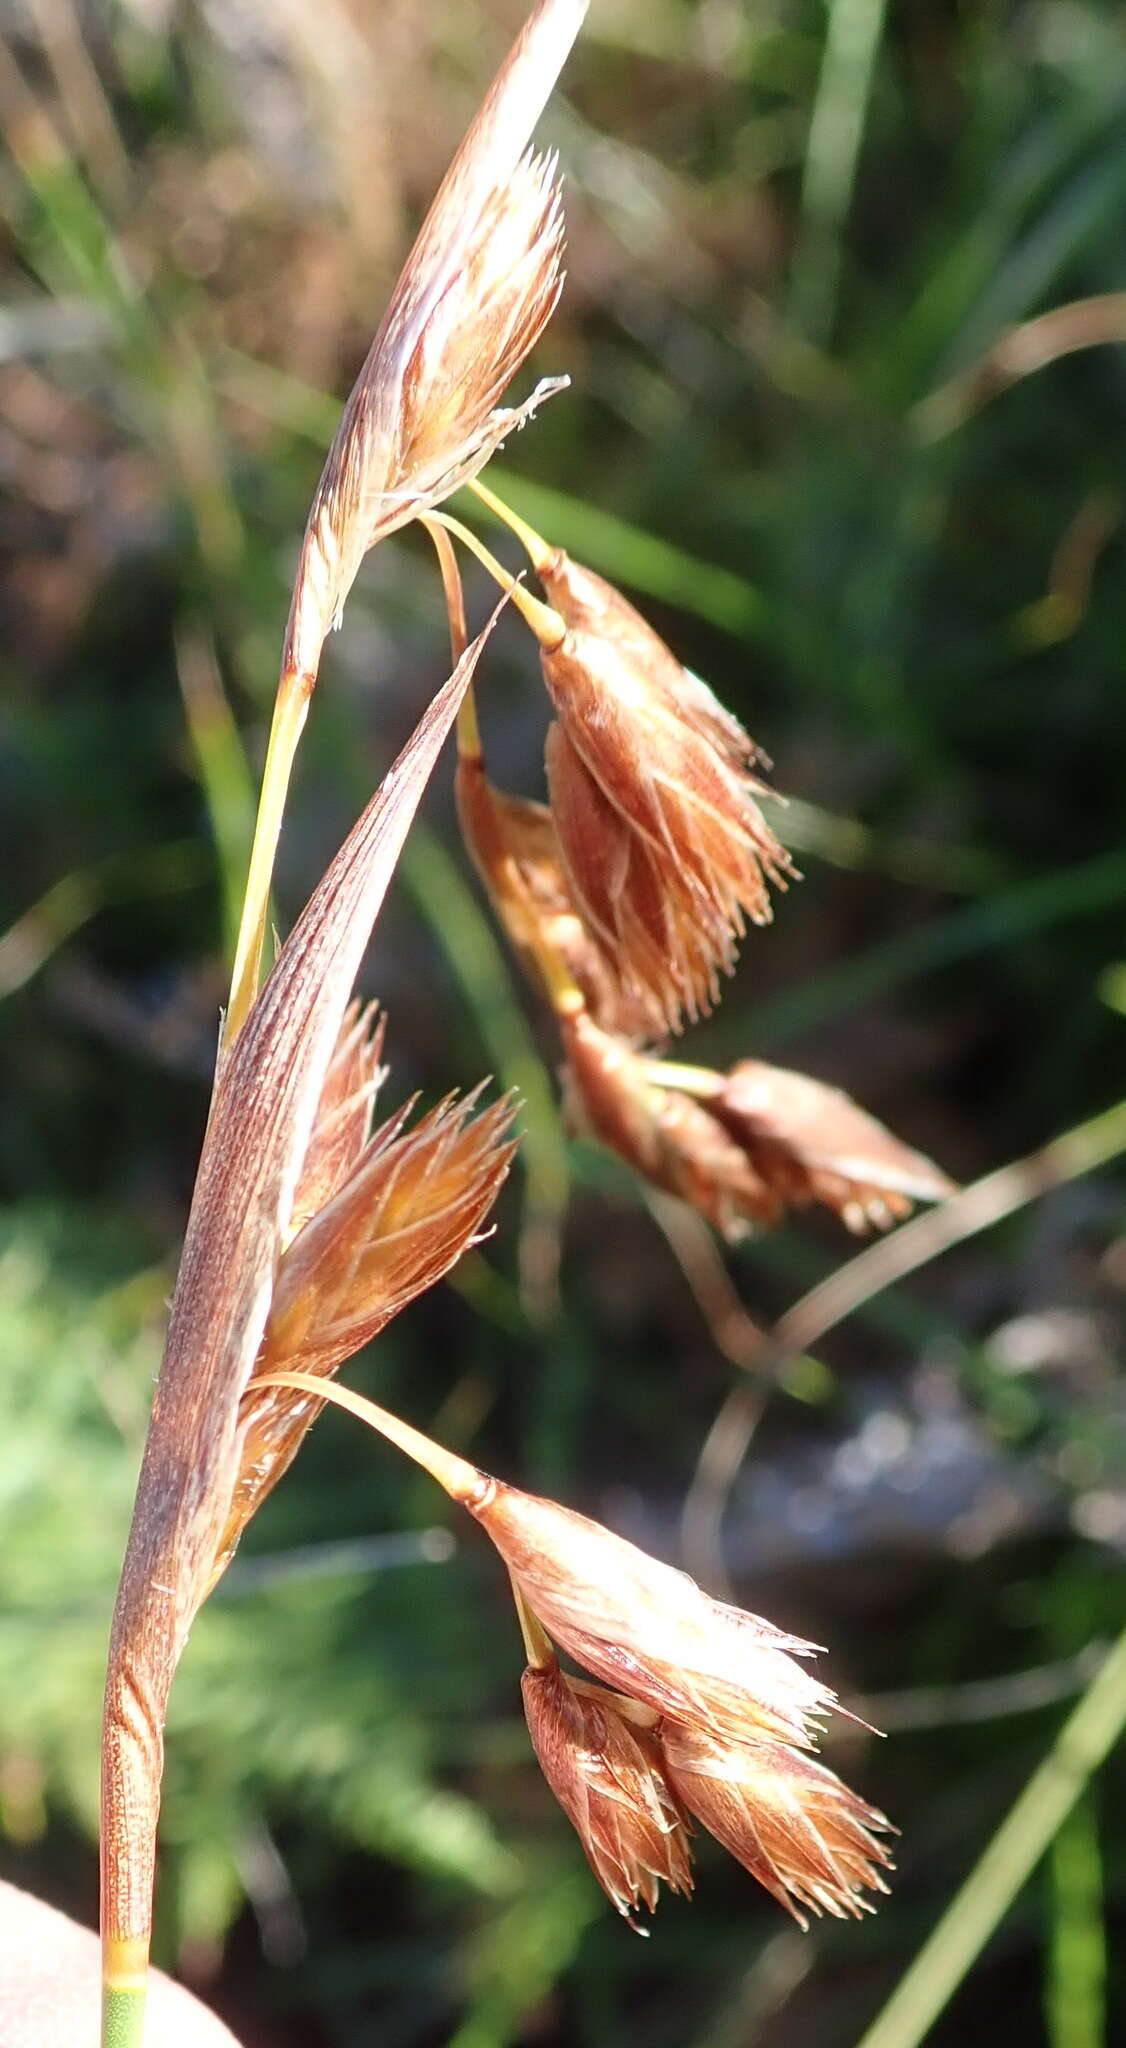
[0,2,1124,2044]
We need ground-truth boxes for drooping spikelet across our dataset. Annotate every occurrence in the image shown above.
[561,1011,954,1239]
[468,1477,838,1749]
[710,1059,956,1233]
[661,1725,893,1927]
[521,1662,693,1921]
[561,1009,779,1234]
[456,753,668,1038]
[536,552,796,1033]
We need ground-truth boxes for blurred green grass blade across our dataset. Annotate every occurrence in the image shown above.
[749,843,1126,1046]
[464,471,772,640]
[174,621,257,966]
[0,842,207,999]
[1047,1798,1105,2048]
[855,1625,1126,2048]
[790,0,890,344]
[448,1872,597,2048]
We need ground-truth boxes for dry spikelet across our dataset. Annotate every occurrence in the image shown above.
[661,1726,893,1928]
[209,1086,517,1585]
[101,623,498,1993]
[231,1381,891,1931]
[711,1058,956,1233]
[561,1011,779,1235]
[468,1479,838,1749]
[286,1000,386,1238]
[284,0,586,686]
[562,1013,953,1239]
[456,754,667,1037]
[521,1662,693,1922]
[537,552,796,1032]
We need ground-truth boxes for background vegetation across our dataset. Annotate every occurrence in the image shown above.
[0,1,1124,2043]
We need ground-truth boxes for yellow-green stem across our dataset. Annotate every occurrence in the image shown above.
[252,1372,484,1503]
[643,1058,723,1100]
[427,511,566,648]
[510,1573,554,1669]
[101,1932,150,2048]
[421,515,480,761]
[469,475,554,572]
[855,1623,1126,2048]
[222,670,313,1048]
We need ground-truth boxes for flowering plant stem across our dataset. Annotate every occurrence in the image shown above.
[253,1371,483,1505]
[469,475,553,571]
[223,669,312,1045]
[855,1623,1126,2048]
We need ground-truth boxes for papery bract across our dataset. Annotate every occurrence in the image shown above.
[662,1724,893,1927]
[522,1663,693,1920]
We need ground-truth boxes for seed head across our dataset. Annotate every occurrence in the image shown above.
[661,1725,893,1927]
[561,1011,778,1236]
[456,755,668,1037]
[469,1479,837,1748]
[712,1059,956,1233]
[285,0,586,683]
[537,553,796,1033]
[521,1662,693,1922]
[286,1000,386,1239]
[210,1087,517,1581]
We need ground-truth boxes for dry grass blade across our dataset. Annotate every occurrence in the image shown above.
[100,623,496,2005]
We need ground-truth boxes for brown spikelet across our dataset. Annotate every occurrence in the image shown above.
[537,553,796,1033]
[661,1726,893,1927]
[209,1090,517,1583]
[456,754,667,1037]
[285,0,585,684]
[287,1001,386,1239]
[712,1059,956,1233]
[561,1011,779,1236]
[468,1479,838,1749]
[521,1662,693,1922]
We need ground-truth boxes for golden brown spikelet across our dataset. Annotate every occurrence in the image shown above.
[455,754,668,1038]
[661,1726,893,1927]
[468,1478,838,1749]
[286,1001,386,1240]
[284,0,586,684]
[711,1059,956,1234]
[561,1011,779,1236]
[536,554,796,1033]
[209,1090,517,1583]
[521,1663,693,1922]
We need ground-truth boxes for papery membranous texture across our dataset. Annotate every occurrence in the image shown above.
[522,1664,693,1920]
[207,1089,517,1583]
[539,553,796,1033]
[713,1059,956,1233]
[469,1481,835,1747]
[286,1001,386,1239]
[561,1011,778,1236]
[101,633,492,1958]
[284,0,586,683]
[662,1726,893,1927]
[455,756,667,1037]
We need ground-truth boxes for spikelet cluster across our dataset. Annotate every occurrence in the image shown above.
[540,553,796,1034]
[464,1475,892,1925]
[210,1007,516,1585]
